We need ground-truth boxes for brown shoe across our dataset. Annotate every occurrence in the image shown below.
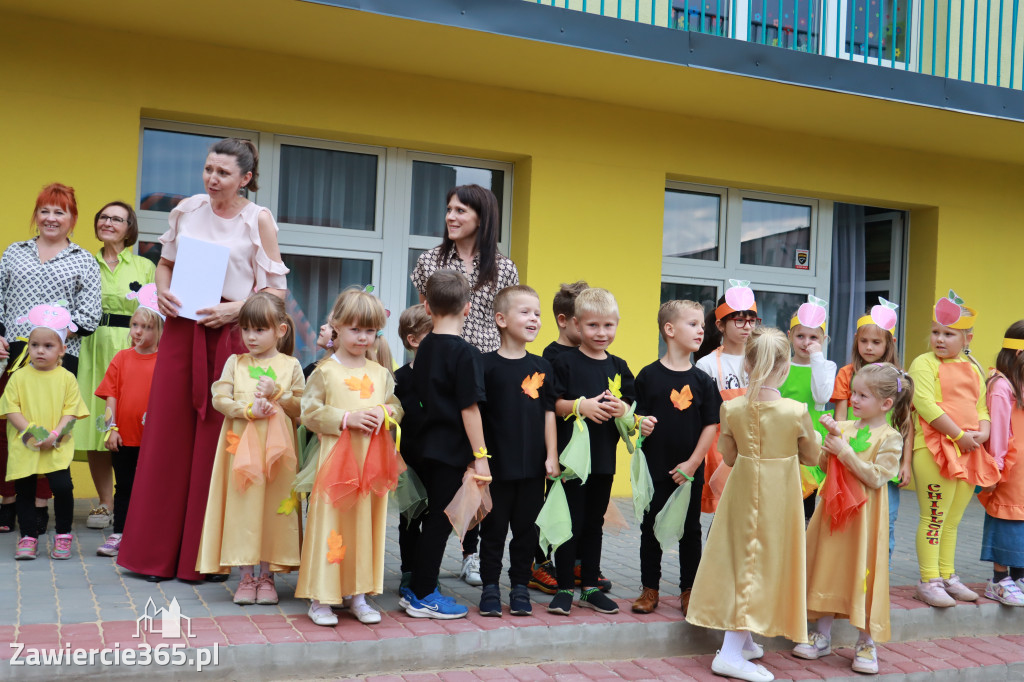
[631,587,659,613]
[680,589,691,616]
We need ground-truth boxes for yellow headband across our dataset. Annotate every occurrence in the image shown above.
[789,315,826,334]
[856,314,896,335]
[1003,338,1024,351]
[933,306,977,330]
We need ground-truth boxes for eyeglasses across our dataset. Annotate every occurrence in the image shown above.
[97,215,127,225]
[730,317,761,328]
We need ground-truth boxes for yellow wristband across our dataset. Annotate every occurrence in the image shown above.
[572,397,584,419]
[473,447,491,459]
[952,429,965,441]
[245,404,255,420]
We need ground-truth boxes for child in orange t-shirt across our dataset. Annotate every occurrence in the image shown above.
[94,288,163,557]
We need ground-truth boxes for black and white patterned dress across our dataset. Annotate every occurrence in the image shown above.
[411,246,519,353]
[0,239,102,358]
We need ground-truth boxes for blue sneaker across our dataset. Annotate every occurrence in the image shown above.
[398,586,416,610]
[405,589,468,620]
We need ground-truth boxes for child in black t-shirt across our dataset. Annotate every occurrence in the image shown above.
[393,304,433,594]
[402,271,489,620]
[478,285,559,617]
[549,288,635,616]
[632,300,721,616]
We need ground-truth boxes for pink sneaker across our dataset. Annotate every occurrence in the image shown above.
[15,536,37,560]
[256,575,279,605]
[943,574,979,601]
[97,533,122,557]
[50,533,73,560]
[915,578,956,607]
[233,575,258,605]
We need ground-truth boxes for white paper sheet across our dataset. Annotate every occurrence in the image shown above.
[168,236,231,321]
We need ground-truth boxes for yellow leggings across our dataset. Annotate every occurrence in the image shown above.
[913,447,975,581]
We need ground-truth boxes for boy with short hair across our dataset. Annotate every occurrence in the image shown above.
[403,271,489,619]
[393,304,433,593]
[549,287,635,615]
[632,300,721,615]
[478,285,559,617]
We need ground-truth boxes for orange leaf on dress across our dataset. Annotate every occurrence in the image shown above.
[225,430,241,455]
[670,386,693,411]
[327,529,346,564]
[344,374,375,399]
[521,372,545,399]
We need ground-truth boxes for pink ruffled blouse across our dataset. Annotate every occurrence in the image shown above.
[159,194,289,301]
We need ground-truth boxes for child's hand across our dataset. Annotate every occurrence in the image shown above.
[38,434,57,451]
[250,398,277,419]
[819,413,842,438]
[346,408,382,433]
[956,431,980,452]
[473,457,491,485]
[980,483,998,494]
[544,453,560,479]
[255,377,277,398]
[898,459,913,488]
[822,433,845,455]
[605,396,627,419]
[579,396,614,423]
[105,431,123,452]
[670,459,699,485]
[639,416,657,437]
[806,341,823,356]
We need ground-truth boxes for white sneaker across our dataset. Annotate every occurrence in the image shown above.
[985,577,1024,606]
[460,553,483,586]
[351,601,381,624]
[86,506,111,529]
[307,601,338,626]
[943,574,979,602]
[710,652,774,682]
[851,642,879,674]
[792,631,831,660]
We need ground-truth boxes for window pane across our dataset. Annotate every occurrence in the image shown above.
[663,190,720,260]
[752,289,807,332]
[846,0,909,62]
[409,162,505,238]
[672,1,731,36]
[749,0,821,51]
[140,129,227,212]
[282,254,373,368]
[407,249,427,309]
[864,220,893,283]
[740,199,812,268]
[659,281,719,356]
[277,145,377,230]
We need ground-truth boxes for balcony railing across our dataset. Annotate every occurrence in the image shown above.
[523,0,1024,90]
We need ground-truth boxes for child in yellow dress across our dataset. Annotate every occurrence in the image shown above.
[687,327,821,682]
[298,287,402,626]
[196,293,305,605]
[795,363,914,675]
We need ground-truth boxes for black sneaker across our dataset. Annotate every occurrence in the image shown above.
[573,563,613,592]
[579,587,618,614]
[479,584,502,617]
[547,589,574,615]
[509,584,532,616]
[36,507,49,536]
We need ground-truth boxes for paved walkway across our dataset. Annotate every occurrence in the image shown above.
[1,489,991,629]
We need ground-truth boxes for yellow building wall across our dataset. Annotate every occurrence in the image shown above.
[3,10,1024,498]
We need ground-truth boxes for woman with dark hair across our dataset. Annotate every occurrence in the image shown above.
[409,184,519,584]
[74,201,155,532]
[0,183,102,534]
[117,138,289,582]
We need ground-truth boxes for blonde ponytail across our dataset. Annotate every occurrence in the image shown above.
[743,327,791,414]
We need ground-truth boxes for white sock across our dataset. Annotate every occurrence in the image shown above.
[817,615,834,639]
[350,593,367,609]
[857,631,874,647]
[311,599,325,611]
[720,630,758,671]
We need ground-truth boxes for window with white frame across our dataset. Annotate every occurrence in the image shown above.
[661,181,833,343]
[135,120,513,367]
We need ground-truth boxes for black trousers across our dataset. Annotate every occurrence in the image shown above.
[110,446,140,535]
[479,477,545,587]
[15,468,73,538]
[639,469,705,591]
[410,461,465,599]
[533,477,554,565]
[398,514,423,574]
[554,473,614,590]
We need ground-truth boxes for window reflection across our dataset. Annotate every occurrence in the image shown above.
[140,129,229,212]
[752,290,807,332]
[663,190,720,260]
[409,162,504,238]
[740,199,811,268]
[278,145,377,230]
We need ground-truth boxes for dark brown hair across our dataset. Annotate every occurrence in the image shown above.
[238,292,294,355]
[398,303,432,351]
[93,201,139,247]
[424,270,471,317]
[210,138,260,192]
[990,320,1024,409]
[438,185,501,291]
[552,280,589,319]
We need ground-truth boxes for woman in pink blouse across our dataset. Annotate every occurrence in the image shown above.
[117,138,289,582]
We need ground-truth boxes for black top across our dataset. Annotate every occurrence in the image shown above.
[480,351,555,481]
[394,362,427,468]
[542,340,576,364]
[412,332,486,468]
[635,360,722,483]
[551,348,635,476]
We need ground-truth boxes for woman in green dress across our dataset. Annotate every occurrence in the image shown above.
[74,202,155,530]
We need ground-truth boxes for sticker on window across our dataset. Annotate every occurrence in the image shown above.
[795,249,810,270]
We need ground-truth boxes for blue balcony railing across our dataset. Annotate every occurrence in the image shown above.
[523,0,1023,90]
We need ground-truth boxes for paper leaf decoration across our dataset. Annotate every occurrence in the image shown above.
[724,281,755,312]
[225,430,241,455]
[670,386,693,411]
[848,426,872,453]
[521,372,545,399]
[95,407,114,434]
[20,424,50,449]
[608,374,622,399]
[276,494,299,515]
[364,284,375,293]
[796,294,828,329]
[948,289,964,305]
[870,297,899,330]
[248,365,278,381]
[327,529,346,564]
[344,374,374,399]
